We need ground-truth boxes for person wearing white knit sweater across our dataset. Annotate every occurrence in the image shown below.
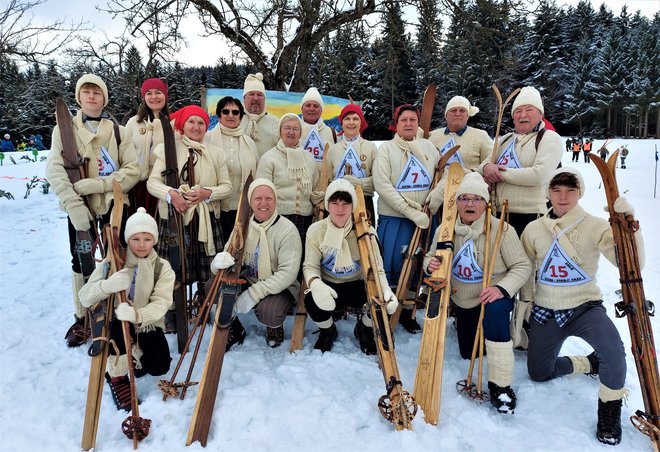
[240,73,279,158]
[520,167,644,445]
[210,179,302,349]
[480,86,563,236]
[300,87,336,167]
[425,172,531,414]
[429,96,492,173]
[79,208,175,411]
[302,179,398,353]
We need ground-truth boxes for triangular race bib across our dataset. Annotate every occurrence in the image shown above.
[303,128,325,163]
[538,239,593,286]
[335,145,367,179]
[496,139,521,169]
[98,146,117,176]
[321,253,360,277]
[395,155,432,192]
[451,240,484,283]
[438,136,464,167]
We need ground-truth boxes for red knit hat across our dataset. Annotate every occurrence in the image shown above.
[388,104,420,132]
[141,78,168,98]
[170,105,209,134]
[339,104,368,134]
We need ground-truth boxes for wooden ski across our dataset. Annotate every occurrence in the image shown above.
[289,143,330,353]
[159,112,189,354]
[81,181,126,451]
[412,162,464,425]
[420,83,437,139]
[186,174,253,447]
[354,186,417,430]
[390,145,461,330]
[590,151,660,450]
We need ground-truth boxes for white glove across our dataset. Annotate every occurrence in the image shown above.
[425,189,443,214]
[233,289,258,314]
[403,198,423,212]
[383,286,399,315]
[68,201,93,232]
[211,251,235,274]
[310,190,325,206]
[115,303,138,323]
[613,196,634,216]
[342,174,363,187]
[73,178,105,196]
[402,205,430,229]
[309,278,337,311]
[100,269,132,294]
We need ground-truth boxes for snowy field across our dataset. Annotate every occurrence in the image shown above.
[0,138,658,452]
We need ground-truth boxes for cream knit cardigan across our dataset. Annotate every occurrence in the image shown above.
[240,113,280,158]
[125,115,165,181]
[428,125,492,172]
[326,137,376,196]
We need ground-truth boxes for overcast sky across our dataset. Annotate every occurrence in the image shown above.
[31,0,659,69]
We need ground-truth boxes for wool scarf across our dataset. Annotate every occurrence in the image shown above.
[124,249,158,333]
[275,138,312,193]
[243,211,280,280]
[216,124,257,186]
[245,110,267,141]
[539,205,586,265]
[393,133,427,166]
[320,218,355,273]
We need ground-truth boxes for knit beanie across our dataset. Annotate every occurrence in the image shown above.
[247,178,277,203]
[75,74,109,108]
[124,207,159,243]
[456,172,490,201]
[325,178,357,208]
[339,104,368,133]
[170,105,210,134]
[301,87,324,110]
[511,86,544,116]
[445,96,480,117]
[547,166,585,199]
[141,78,168,98]
[243,73,266,97]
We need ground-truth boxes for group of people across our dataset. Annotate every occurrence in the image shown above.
[46,72,643,446]
[566,136,593,163]
[1,133,47,153]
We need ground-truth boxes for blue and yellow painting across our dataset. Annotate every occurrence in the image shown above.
[204,88,355,132]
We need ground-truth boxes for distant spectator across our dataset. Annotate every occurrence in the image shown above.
[25,139,38,153]
[1,134,16,152]
[33,134,47,150]
[565,138,572,153]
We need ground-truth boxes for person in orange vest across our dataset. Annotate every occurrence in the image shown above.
[572,140,581,162]
[582,138,592,163]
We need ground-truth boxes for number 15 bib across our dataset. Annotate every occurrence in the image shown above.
[538,239,592,286]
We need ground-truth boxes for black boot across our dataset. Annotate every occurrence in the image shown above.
[488,381,517,414]
[314,323,338,353]
[354,320,376,355]
[597,399,622,445]
[586,352,600,377]
[64,315,90,348]
[399,308,421,334]
[105,372,132,412]
[225,317,246,352]
[266,325,284,348]
[164,310,177,334]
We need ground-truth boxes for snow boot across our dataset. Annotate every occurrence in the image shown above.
[569,354,598,376]
[105,372,132,412]
[266,325,284,348]
[596,385,627,445]
[354,316,376,356]
[164,309,177,334]
[488,381,517,414]
[586,351,600,377]
[225,317,246,352]
[399,307,421,334]
[314,323,338,353]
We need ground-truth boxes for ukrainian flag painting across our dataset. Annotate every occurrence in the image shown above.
[204,88,355,131]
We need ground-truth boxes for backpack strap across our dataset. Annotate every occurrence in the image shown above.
[154,259,164,282]
[534,127,546,151]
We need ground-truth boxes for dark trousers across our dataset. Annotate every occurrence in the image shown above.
[572,151,580,162]
[454,297,514,359]
[527,301,626,390]
[109,320,171,378]
[220,209,237,245]
[498,212,539,237]
[304,279,366,324]
[583,151,590,163]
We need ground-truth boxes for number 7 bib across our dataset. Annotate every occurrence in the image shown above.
[395,155,431,192]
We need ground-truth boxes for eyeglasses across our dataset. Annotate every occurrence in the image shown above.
[221,109,240,116]
[282,126,301,133]
[457,196,486,205]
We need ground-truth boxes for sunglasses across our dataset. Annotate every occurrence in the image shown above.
[221,108,240,116]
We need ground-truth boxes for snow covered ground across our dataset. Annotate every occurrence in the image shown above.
[0,138,658,452]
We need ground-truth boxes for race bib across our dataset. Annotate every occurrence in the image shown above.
[303,128,324,163]
[496,139,521,169]
[451,240,484,283]
[438,136,464,167]
[538,240,592,286]
[98,146,117,176]
[335,145,367,179]
[395,155,431,192]
[321,253,360,277]
[245,246,259,279]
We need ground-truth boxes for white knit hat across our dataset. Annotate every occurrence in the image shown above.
[248,178,277,202]
[511,86,543,117]
[243,72,266,98]
[456,172,489,201]
[301,87,324,110]
[547,166,585,199]
[325,178,357,208]
[445,96,479,117]
[124,207,159,243]
[75,73,109,108]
